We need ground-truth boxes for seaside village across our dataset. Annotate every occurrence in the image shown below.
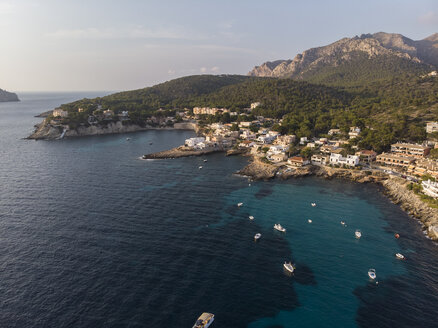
[50,101,438,200]
[184,103,438,199]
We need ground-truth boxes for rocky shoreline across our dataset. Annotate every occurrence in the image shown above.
[236,156,438,241]
[27,120,197,140]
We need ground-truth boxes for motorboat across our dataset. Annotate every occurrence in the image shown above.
[126,137,131,141]
[237,202,243,207]
[249,216,254,220]
[340,221,346,226]
[308,219,312,223]
[283,262,295,273]
[254,233,261,241]
[395,253,406,260]
[368,269,376,280]
[355,230,362,239]
[311,203,317,207]
[199,166,203,169]
[149,142,153,145]
[192,312,215,328]
[394,233,400,239]
[203,159,208,162]
[274,224,286,232]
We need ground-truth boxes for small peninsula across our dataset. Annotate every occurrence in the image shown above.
[0,89,19,102]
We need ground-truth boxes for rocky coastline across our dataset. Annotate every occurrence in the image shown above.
[27,120,197,140]
[236,156,438,241]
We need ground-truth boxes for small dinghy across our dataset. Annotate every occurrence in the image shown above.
[340,221,346,226]
[311,203,316,207]
[254,233,261,241]
[199,166,203,169]
[274,224,286,232]
[355,230,362,239]
[394,233,400,239]
[308,219,312,223]
[126,137,131,141]
[368,268,376,280]
[237,202,243,207]
[203,159,207,162]
[283,262,295,273]
[395,253,406,260]
[249,216,254,220]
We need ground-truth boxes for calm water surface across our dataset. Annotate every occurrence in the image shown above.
[0,93,437,327]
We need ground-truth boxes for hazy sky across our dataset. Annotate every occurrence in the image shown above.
[1,0,437,91]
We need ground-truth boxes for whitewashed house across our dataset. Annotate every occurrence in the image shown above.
[185,137,206,147]
[329,153,359,167]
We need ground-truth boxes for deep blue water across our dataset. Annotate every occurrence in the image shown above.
[0,93,438,328]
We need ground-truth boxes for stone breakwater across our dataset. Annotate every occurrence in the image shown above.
[236,158,438,241]
[142,146,224,159]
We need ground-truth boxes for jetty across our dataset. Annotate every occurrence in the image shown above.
[142,146,224,159]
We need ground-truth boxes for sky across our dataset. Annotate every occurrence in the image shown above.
[0,0,437,92]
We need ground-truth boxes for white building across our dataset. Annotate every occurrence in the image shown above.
[348,127,361,139]
[328,129,341,136]
[426,122,438,134]
[257,135,276,144]
[422,180,438,198]
[185,137,206,147]
[311,154,329,165]
[52,108,69,118]
[250,102,261,109]
[300,137,308,145]
[240,130,256,140]
[329,153,360,167]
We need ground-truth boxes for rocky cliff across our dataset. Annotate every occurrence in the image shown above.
[0,89,19,102]
[248,32,438,81]
[382,177,438,241]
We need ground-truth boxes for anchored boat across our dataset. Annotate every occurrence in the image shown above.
[355,230,362,239]
[192,313,215,328]
[254,233,261,241]
[283,262,295,273]
[368,269,376,280]
[274,224,286,232]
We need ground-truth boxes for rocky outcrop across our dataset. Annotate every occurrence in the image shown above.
[27,119,198,140]
[142,146,224,159]
[382,177,438,241]
[236,158,279,180]
[0,89,19,102]
[248,32,437,78]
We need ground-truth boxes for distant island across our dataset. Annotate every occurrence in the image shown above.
[0,89,19,102]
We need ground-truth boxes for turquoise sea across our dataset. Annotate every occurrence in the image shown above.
[0,92,437,327]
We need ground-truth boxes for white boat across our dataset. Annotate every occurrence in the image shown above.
[126,137,131,141]
[249,216,254,220]
[274,224,286,232]
[368,269,376,280]
[254,233,261,241]
[355,230,362,239]
[199,166,203,169]
[283,262,295,273]
[237,202,243,207]
[308,219,312,223]
[311,203,316,207]
[340,221,346,226]
[203,159,208,162]
[395,253,406,260]
[193,312,215,328]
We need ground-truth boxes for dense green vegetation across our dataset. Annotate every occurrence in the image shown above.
[58,72,438,152]
[301,52,432,87]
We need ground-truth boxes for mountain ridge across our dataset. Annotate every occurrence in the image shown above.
[248,32,438,85]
